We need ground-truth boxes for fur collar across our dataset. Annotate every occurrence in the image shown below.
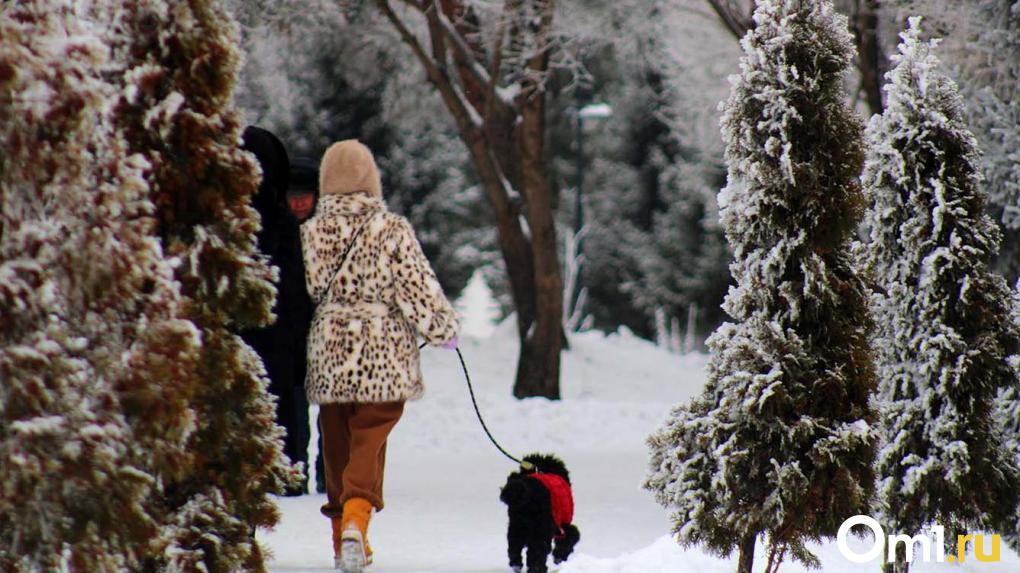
[317,192,385,218]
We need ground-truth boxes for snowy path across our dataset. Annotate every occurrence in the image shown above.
[262,449,667,572]
[260,326,685,572]
[259,329,1020,572]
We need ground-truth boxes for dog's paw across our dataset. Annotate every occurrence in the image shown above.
[511,566,522,573]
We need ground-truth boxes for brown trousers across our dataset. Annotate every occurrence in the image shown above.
[319,401,404,518]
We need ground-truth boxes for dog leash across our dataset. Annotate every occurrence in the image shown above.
[421,342,533,471]
[455,347,530,468]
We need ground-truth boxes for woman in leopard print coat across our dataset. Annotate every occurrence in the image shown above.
[301,139,459,569]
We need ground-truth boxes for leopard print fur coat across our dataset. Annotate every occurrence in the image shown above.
[300,192,459,404]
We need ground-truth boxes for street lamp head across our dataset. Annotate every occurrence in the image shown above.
[578,103,613,120]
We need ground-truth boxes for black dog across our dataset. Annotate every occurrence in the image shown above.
[499,453,580,573]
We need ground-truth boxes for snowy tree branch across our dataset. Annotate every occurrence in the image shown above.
[371,0,564,399]
[397,0,518,112]
[704,0,752,40]
[375,1,481,130]
[437,9,518,110]
[374,0,523,217]
[423,1,451,73]
[484,18,510,123]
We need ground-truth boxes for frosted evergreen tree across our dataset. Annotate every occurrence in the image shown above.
[892,0,1020,280]
[1000,390,1020,550]
[645,1,877,572]
[0,3,200,570]
[106,1,299,570]
[998,282,1020,553]
[862,21,1020,570]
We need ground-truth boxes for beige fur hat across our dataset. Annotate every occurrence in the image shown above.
[319,139,382,197]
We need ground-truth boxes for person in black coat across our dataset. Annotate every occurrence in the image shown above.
[241,126,314,496]
[288,155,327,494]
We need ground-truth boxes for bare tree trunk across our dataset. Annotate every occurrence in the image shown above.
[882,541,910,573]
[512,0,562,398]
[850,0,886,114]
[736,532,756,573]
[377,0,563,398]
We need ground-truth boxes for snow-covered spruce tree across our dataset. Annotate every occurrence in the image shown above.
[645,1,876,571]
[105,1,298,570]
[1000,389,1020,549]
[891,0,1020,281]
[997,281,1020,553]
[862,20,1020,567]
[0,3,200,570]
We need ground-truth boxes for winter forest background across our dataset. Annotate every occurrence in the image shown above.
[2,0,1020,572]
[232,0,1020,349]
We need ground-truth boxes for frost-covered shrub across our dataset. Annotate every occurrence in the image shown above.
[646,0,876,568]
[860,18,1020,538]
[892,0,1020,280]
[0,3,200,570]
[105,1,299,570]
[862,19,1020,546]
[997,282,1020,553]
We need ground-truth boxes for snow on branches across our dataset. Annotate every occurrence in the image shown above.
[861,17,1020,544]
[0,3,200,570]
[1,1,296,570]
[998,282,1020,553]
[106,1,299,570]
[894,0,1020,278]
[646,0,877,568]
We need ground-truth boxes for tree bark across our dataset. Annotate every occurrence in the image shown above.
[736,532,756,573]
[512,0,562,398]
[705,0,753,40]
[379,0,563,398]
[882,541,910,573]
[850,0,886,114]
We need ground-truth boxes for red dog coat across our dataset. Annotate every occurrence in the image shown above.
[529,472,574,535]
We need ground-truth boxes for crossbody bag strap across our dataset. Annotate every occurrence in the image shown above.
[322,210,381,300]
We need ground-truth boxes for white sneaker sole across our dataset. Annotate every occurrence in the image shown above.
[338,529,367,573]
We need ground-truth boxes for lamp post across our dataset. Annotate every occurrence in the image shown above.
[574,102,613,234]
[569,99,612,326]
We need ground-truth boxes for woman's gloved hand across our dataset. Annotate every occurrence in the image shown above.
[441,336,459,350]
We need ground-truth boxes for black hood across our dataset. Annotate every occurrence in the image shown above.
[242,126,290,219]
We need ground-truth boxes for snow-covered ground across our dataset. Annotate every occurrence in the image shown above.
[259,321,1020,573]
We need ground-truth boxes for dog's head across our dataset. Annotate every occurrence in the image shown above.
[521,453,570,484]
[499,473,532,508]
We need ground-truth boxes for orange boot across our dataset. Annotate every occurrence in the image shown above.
[331,517,373,569]
[337,498,374,571]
